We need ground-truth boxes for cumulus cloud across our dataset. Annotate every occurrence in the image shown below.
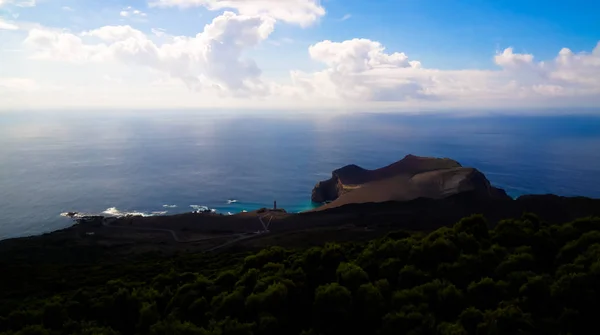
[549,44,600,88]
[309,39,420,72]
[0,18,18,30]
[12,0,600,110]
[24,29,106,62]
[18,17,600,108]
[494,47,534,69]
[81,25,147,41]
[149,0,325,26]
[24,12,275,93]
[286,39,427,101]
[493,43,600,97]
[282,38,600,104]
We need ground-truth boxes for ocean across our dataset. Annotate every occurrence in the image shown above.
[1,110,600,240]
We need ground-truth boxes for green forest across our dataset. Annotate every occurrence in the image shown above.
[2,214,600,335]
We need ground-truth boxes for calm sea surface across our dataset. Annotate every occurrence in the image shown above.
[1,111,600,240]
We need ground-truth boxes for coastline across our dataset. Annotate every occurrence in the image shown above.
[3,153,598,243]
[3,192,600,255]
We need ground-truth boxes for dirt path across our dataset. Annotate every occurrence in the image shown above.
[102,220,243,243]
[100,212,275,251]
[207,213,274,252]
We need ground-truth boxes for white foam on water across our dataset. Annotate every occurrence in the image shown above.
[191,205,217,213]
[60,212,86,218]
[63,203,210,220]
[62,207,169,219]
[102,207,151,217]
[102,207,121,216]
[227,199,238,204]
[227,212,234,216]
[151,211,168,216]
[190,205,209,211]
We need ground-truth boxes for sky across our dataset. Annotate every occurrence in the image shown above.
[0,0,599,111]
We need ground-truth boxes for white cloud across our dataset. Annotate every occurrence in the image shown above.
[24,29,106,62]
[17,25,600,109]
[81,25,147,41]
[267,37,294,46]
[0,77,38,91]
[0,18,18,30]
[24,12,276,93]
[549,45,600,87]
[61,6,74,11]
[283,38,600,104]
[494,47,535,70]
[102,74,123,84]
[151,28,167,37]
[148,0,325,26]
[339,14,351,21]
[120,6,147,18]
[309,39,420,72]
[7,0,600,111]
[284,39,427,101]
[0,0,35,7]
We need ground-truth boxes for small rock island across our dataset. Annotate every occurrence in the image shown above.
[312,154,510,210]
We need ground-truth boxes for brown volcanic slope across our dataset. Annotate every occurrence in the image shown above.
[312,155,509,211]
[333,154,462,185]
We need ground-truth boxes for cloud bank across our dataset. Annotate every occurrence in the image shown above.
[1,0,600,110]
[24,12,275,93]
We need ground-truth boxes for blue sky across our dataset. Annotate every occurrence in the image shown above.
[0,0,599,110]
[321,0,600,69]
[12,0,598,69]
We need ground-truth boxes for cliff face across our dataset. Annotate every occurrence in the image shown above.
[311,155,510,209]
[311,175,345,203]
[458,168,509,199]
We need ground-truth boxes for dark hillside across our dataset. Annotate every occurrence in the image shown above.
[2,213,600,334]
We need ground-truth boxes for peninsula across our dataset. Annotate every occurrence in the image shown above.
[312,154,509,210]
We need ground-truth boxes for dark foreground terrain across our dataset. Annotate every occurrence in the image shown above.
[2,193,600,334]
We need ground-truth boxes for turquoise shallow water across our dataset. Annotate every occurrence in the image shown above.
[1,110,600,240]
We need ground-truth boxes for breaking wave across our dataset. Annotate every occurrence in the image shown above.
[151,211,168,216]
[227,199,238,204]
[163,204,178,208]
[60,212,87,219]
[103,207,152,217]
[61,207,170,219]
[190,205,216,213]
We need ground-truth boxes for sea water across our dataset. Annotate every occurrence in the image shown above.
[1,110,600,240]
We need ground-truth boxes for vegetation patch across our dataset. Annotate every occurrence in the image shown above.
[2,214,600,334]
